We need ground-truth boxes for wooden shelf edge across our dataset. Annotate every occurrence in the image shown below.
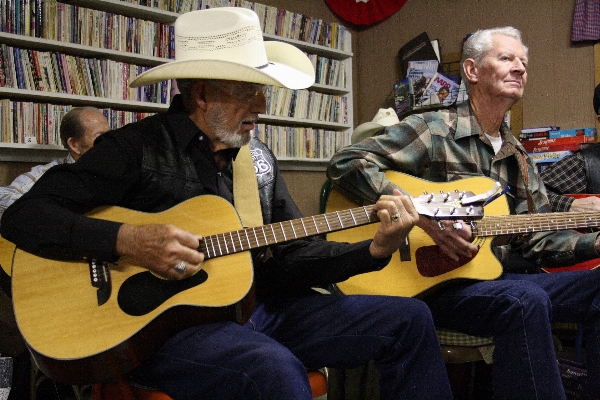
[0,32,170,67]
[0,145,68,163]
[0,88,169,112]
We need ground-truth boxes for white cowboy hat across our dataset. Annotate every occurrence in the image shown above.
[130,7,315,90]
[351,108,400,144]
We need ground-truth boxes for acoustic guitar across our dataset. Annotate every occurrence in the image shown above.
[11,189,484,384]
[328,171,600,299]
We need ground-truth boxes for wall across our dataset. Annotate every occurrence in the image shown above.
[354,0,597,132]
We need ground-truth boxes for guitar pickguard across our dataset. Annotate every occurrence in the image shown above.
[118,270,209,316]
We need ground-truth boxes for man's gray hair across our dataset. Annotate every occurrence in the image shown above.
[460,26,528,90]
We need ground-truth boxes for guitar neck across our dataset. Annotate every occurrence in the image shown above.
[474,211,600,237]
[200,205,379,260]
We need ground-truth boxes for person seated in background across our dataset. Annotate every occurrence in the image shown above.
[0,106,109,219]
[327,26,600,400]
[1,8,453,399]
[539,83,600,212]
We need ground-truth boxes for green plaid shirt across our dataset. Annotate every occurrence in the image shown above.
[328,101,600,269]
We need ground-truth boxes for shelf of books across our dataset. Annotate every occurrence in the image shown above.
[0,0,353,170]
[518,126,598,173]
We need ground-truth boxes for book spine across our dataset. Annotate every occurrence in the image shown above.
[528,150,574,164]
[520,125,560,134]
[519,135,596,153]
[523,142,591,154]
[548,128,597,139]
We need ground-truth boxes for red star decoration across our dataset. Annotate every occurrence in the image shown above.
[325,0,408,26]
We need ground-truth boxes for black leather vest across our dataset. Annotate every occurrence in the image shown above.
[127,115,277,224]
[581,143,600,194]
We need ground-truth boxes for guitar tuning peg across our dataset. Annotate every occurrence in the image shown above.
[434,207,440,216]
[459,191,466,200]
[467,205,474,214]
[450,207,457,215]
[437,220,445,231]
[427,193,434,203]
[443,193,450,202]
[423,191,429,195]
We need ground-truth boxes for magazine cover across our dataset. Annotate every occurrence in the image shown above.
[415,72,459,108]
[393,78,412,115]
[397,32,439,78]
[406,60,438,103]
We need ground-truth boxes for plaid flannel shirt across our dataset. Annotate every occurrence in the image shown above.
[328,101,600,270]
[539,152,586,212]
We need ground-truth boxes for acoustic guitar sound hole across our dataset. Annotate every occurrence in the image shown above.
[118,270,209,316]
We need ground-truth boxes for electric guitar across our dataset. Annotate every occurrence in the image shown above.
[328,171,600,299]
[11,188,485,384]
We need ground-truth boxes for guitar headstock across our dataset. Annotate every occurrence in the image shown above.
[412,190,485,219]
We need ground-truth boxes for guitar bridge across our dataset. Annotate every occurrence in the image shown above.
[89,259,112,306]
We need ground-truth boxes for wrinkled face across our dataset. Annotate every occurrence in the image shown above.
[204,80,267,148]
[477,34,528,101]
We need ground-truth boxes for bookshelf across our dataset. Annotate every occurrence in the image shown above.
[0,0,353,170]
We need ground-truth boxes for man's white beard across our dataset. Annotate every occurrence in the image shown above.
[207,107,252,148]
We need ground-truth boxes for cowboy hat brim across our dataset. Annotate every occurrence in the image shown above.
[130,41,315,89]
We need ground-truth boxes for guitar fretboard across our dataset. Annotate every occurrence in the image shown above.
[474,211,600,236]
[199,205,378,259]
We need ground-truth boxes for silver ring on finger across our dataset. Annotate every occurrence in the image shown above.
[391,213,400,222]
[174,261,186,274]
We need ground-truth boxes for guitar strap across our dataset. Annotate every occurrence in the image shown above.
[233,144,263,228]
[516,152,538,214]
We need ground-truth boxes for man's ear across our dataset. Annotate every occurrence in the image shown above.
[194,81,209,111]
[66,137,81,157]
[463,59,478,84]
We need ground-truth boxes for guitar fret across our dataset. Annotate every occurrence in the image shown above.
[362,207,369,219]
[210,236,217,257]
[244,229,251,250]
[335,211,343,228]
[350,209,358,225]
[311,216,319,234]
[300,218,308,236]
[324,214,332,231]
[216,234,224,256]
[253,228,260,247]
[290,220,298,238]
[280,222,287,241]
[229,232,236,253]
[235,230,244,252]
[260,226,268,246]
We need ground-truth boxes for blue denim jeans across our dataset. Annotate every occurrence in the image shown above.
[129,293,452,399]
[424,269,600,400]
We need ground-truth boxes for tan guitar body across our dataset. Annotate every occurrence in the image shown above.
[11,195,254,384]
[328,171,507,298]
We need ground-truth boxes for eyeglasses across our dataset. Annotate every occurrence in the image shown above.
[207,80,267,103]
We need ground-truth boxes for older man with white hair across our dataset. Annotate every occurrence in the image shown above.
[329,26,600,399]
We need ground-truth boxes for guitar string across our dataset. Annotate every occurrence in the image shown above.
[201,206,378,259]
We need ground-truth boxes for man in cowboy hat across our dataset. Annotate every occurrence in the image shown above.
[1,8,452,399]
